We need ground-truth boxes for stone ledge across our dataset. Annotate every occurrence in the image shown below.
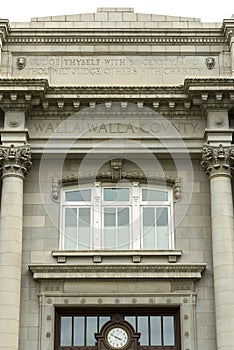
[52,250,182,264]
[29,263,206,281]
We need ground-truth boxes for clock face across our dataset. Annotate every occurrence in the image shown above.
[106,327,129,349]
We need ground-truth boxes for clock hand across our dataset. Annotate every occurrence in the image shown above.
[112,335,122,341]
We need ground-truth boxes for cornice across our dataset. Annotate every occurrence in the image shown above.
[0,78,233,115]
[0,19,10,43]
[222,19,234,45]
[5,28,227,46]
[29,263,206,281]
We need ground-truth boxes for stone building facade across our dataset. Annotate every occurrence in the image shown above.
[0,7,234,350]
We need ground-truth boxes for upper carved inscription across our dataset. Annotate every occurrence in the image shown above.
[201,144,234,177]
[14,55,219,85]
[0,144,32,178]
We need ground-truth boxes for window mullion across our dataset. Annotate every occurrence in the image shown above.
[132,182,140,249]
[93,182,101,249]
[155,207,158,250]
[77,208,79,250]
[115,207,118,249]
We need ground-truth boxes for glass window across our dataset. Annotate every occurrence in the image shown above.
[65,189,91,202]
[64,207,91,250]
[60,316,72,346]
[142,207,169,249]
[142,189,168,202]
[57,310,178,349]
[163,316,175,346]
[103,207,130,249]
[103,188,130,202]
[62,184,173,251]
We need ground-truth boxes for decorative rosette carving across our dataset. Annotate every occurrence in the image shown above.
[0,144,32,178]
[201,144,234,177]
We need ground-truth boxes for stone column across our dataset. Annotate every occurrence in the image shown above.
[201,144,234,350]
[0,144,32,350]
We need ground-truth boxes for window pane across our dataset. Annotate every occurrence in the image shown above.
[74,317,85,346]
[125,316,136,329]
[151,316,162,346]
[156,207,168,226]
[104,188,129,202]
[156,208,169,249]
[65,189,91,202]
[163,316,175,346]
[103,207,116,249]
[138,316,149,345]
[61,316,72,346]
[142,189,168,202]
[117,207,130,249]
[64,208,77,249]
[99,317,110,331]
[143,207,156,249]
[104,207,116,227]
[87,317,97,346]
[78,208,91,250]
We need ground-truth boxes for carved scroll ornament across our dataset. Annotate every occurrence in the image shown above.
[0,144,32,178]
[201,144,234,177]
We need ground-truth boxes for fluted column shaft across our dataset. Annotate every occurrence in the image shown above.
[201,144,234,350]
[0,145,31,350]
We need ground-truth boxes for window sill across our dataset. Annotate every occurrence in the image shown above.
[52,250,182,264]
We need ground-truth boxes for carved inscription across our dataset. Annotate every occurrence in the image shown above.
[14,55,219,85]
[27,119,205,138]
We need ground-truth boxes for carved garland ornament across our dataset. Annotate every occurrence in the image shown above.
[201,144,234,177]
[0,144,32,178]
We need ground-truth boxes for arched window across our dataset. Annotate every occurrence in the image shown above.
[61,182,174,250]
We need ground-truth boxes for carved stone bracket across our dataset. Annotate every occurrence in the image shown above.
[0,144,32,179]
[201,144,234,178]
[173,178,181,202]
[51,177,60,202]
[111,159,122,182]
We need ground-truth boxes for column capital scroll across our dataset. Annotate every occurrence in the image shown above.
[201,144,234,178]
[0,144,32,179]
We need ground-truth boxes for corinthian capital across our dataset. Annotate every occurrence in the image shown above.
[0,144,32,179]
[201,144,234,178]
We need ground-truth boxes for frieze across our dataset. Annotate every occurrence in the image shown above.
[13,55,219,86]
[27,119,205,139]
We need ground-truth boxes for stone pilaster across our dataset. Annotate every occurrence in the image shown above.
[201,144,234,350]
[0,144,32,350]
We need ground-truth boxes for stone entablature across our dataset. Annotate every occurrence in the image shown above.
[201,144,234,177]
[0,144,32,178]
[29,263,206,280]
[0,78,234,115]
[1,8,233,88]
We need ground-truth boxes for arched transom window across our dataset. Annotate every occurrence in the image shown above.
[61,182,174,250]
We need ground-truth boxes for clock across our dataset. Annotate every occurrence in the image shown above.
[106,326,130,349]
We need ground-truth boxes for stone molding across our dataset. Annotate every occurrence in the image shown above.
[0,19,10,43]
[29,263,206,281]
[201,144,234,178]
[52,249,183,264]
[6,31,226,46]
[51,172,177,202]
[0,144,32,179]
[0,78,234,116]
[38,293,197,350]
